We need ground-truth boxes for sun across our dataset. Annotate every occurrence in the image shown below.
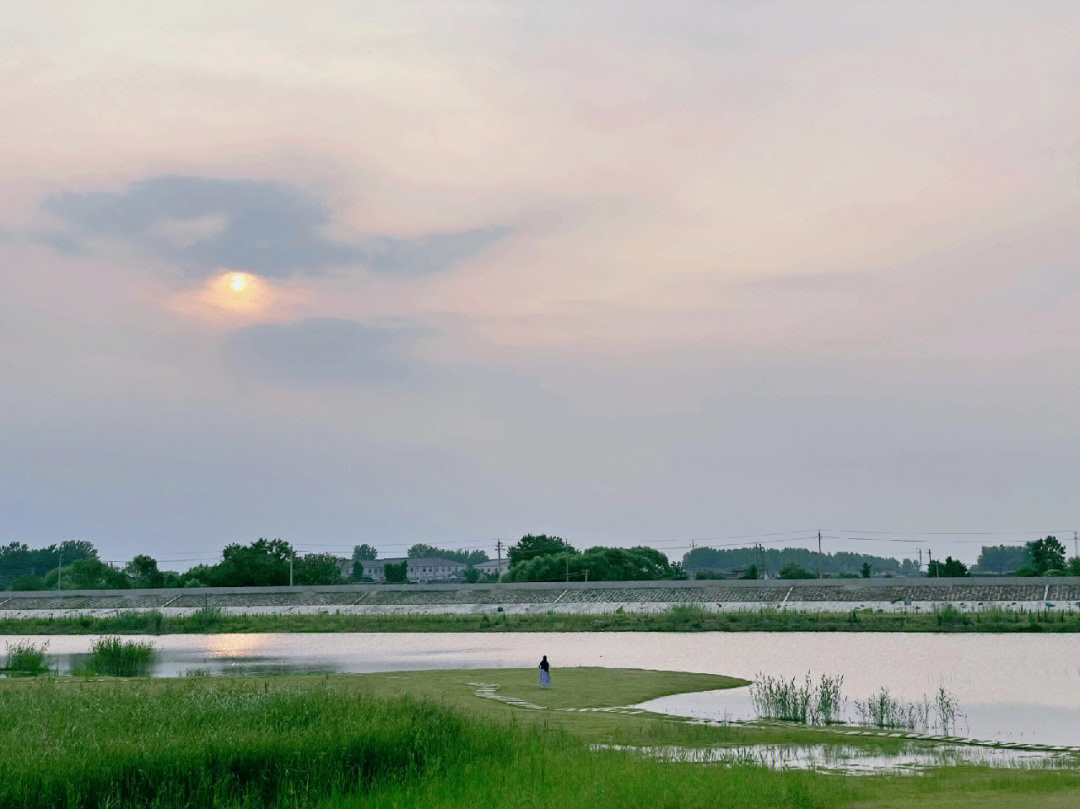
[190,270,270,315]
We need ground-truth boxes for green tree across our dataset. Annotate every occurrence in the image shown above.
[123,555,164,588]
[740,564,759,580]
[503,546,678,583]
[383,561,408,584]
[860,562,872,579]
[0,540,99,588]
[11,573,46,591]
[352,544,378,561]
[407,544,489,568]
[201,538,294,587]
[927,556,968,578]
[180,564,214,588]
[975,544,1031,574]
[351,544,378,580]
[682,546,916,578]
[779,563,816,580]
[45,558,129,590]
[294,553,345,585]
[1025,536,1066,575]
[506,534,575,568]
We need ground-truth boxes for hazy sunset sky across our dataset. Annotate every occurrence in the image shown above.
[2,2,1078,566]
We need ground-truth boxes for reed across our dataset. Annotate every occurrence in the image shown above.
[751,673,963,735]
[852,686,965,734]
[84,636,155,677]
[749,673,845,725]
[2,640,50,676]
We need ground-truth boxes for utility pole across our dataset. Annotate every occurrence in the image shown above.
[1074,531,1078,561]
[496,539,503,570]
[918,548,923,573]
[927,548,933,577]
[56,552,62,590]
[289,551,294,588]
[817,530,822,578]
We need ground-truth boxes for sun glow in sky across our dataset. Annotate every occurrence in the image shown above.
[1,2,1078,562]
[199,271,270,315]
[228,273,249,293]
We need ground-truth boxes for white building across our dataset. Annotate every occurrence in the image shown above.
[360,557,466,583]
[474,558,508,577]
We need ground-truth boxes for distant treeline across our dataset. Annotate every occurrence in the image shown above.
[682,547,920,578]
[502,535,682,583]
[0,539,490,591]
[2,534,1077,591]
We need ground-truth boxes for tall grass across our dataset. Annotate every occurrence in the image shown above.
[751,674,964,735]
[852,686,964,734]
[853,688,931,731]
[84,636,155,676]
[2,640,50,676]
[186,604,225,631]
[0,677,1073,809]
[0,682,509,809]
[4,604,1080,635]
[0,678,849,809]
[749,673,845,725]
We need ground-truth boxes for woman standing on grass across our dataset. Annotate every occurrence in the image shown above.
[538,655,551,688]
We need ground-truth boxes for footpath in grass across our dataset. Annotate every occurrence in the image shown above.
[4,603,1080,635]
[2,670,1079,809]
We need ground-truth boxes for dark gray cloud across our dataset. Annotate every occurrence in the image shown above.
[223,318,428,385]
[40,176,509,277]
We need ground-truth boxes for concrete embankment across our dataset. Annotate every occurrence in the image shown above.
[1,577,1078,618]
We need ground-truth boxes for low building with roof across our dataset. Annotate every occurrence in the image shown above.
[360,556,466,583]
[474,558,508,577]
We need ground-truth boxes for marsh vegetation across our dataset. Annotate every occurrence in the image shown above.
[751,673,964,735]
[749,673,846,725]
[0,671,1076,809]
[854,687,963,735]
[2,639,51,676]
[81,636,155,676]
[6,604,1080,636]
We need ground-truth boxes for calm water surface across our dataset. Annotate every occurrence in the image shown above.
[13,632,1080,747]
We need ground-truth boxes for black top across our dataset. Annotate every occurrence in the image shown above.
[539,657,549,672]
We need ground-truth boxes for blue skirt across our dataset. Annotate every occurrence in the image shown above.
[540,669,551,687]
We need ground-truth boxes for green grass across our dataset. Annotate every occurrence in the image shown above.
[1,671,1079,809]
[81,636,155,676]
[2,669,1080,807]
[342,667,924,753]
[2,639,51,675]
[0,678,502,809]
[4,604,1080,635]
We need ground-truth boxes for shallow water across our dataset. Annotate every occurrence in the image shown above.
[590,742,1079,774]
[7,631,1080,747]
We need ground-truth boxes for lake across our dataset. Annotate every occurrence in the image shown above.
[11,631,1080,747]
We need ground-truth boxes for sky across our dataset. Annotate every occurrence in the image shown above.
[2,2,1078,568]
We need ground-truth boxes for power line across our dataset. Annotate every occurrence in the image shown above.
[824,529,1070,537]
